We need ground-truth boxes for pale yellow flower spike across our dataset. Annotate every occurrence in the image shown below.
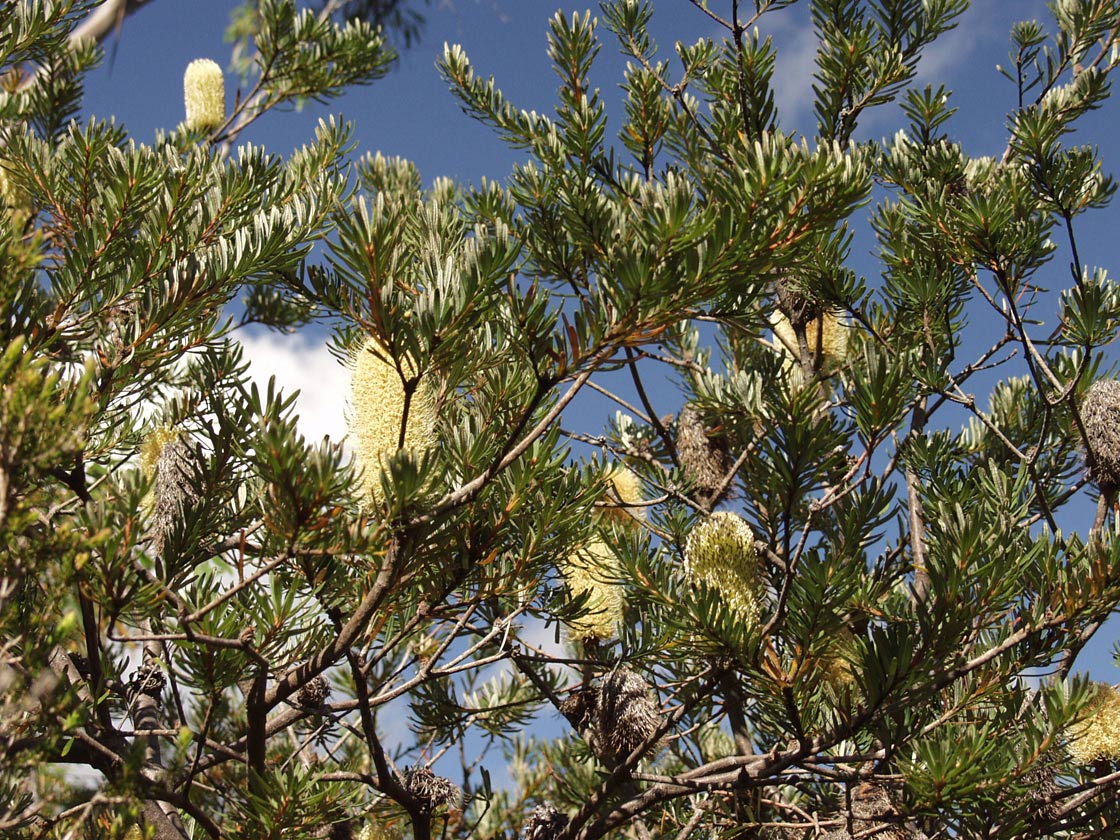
[683,511,761,626]
[561,537,625,643]
[183,58,226,130]
[139,426,182,478]
[770,308,849,374]
[347,337,438,507]
[1067,683,1120,764]
[603,465,645,526]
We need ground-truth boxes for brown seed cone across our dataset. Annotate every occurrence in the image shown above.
[677,406,731,508]
[595,668,662,763]
[558,686,599,733]
[522,803,569,840]
[298,675,331,708]
[1081,379,1120,493]
[402,766,461,812]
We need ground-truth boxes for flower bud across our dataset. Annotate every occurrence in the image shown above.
[183,58,225,130]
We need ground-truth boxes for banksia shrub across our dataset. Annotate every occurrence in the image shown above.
[602,465,645,525]
[676,406,730,508]
[683,511,762,627]
[560,537,624,644]
[346,338,438,507]
[183,58,226,130]
[1080,379,1120,493]
[1066,682,1120,764]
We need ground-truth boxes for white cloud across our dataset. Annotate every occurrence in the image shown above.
[769,13,824,133]
[238,329,349,446]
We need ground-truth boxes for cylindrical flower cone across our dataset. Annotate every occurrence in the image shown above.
[560,537,624,644]
[346,338,438,507]
[602,465,645,526]
[683,511,761,627]
[183,58,226,130]
[771,307,849,378]
[1067,682,1120,764]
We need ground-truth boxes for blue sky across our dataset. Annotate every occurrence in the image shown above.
[80,1,1120,683]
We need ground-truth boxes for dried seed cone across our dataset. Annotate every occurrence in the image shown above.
[1081,379,1120,493]
[298,675,331,708]
[676,406,730,508]
[1067,682,1120,764]
[522,803,569,840]
[1008,757,1060,822]
[684,512,761,627]
[603,465,645,525]
[560,537,624,643]
[183,58,225,130]
[820,783,919,840]
[595,668,661,762]
[347,338,438,507]
[401,766,461,812]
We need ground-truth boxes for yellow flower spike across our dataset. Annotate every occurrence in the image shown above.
[683,511,760,627]
[819,624,859,692]
[561,537,624,644]
[346,337,438,507]
[770,307,849,375]
[1067,682,1120,764]
[138,425,197,553]
[603,465,645,526]
[183,58,225,130]
[139,426,181,478]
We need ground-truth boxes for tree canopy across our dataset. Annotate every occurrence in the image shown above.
[2,1,1120,839]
